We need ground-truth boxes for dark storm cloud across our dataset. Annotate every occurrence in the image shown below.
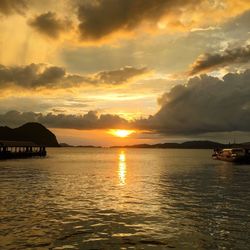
[0,0,27,15]
[189,45,250,75]
[2,70,250,134]
[0,110,129,129]
[0,63,149,89]
[0,63,79,88]
[77,0,195,40]
[29,11,72,39]
[136,69,250,135]
[96,66,149,84]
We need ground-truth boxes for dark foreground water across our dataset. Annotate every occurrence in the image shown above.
[1,148,250,249]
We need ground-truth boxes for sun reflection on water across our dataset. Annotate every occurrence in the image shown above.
[118,150,127,186]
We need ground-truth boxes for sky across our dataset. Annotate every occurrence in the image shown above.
[0,0,250,146]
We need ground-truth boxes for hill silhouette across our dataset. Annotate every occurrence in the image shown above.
[111,140,226,149]
[0,123,59,147]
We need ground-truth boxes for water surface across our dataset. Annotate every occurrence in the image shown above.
[1,148,250,249]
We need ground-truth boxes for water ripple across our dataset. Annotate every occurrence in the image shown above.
[0,148,250,249]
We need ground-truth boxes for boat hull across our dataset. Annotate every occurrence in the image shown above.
[213,155,250,163]
[212,148,250,163]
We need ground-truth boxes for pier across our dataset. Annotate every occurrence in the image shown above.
[0,141,46,159]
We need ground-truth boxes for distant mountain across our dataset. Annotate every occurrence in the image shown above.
[178,140,224,149]
[59,143,73,147]
[0,123,59,147]
[59,143,102,148]
[111,140,226,149]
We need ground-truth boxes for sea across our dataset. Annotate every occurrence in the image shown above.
[1,148,250,249]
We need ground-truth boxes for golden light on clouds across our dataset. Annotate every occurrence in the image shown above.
[1,0,250,146]
[108,129,135,138]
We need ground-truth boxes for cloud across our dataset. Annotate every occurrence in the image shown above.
[29,11,72,39]
[0,110,129,129]
[76,0,250,42]
[1,64,250,136]
[136,69,250,135]
[0,0,27,16]
[96,66,149,84]
[0,63,148,89]
[223,10,250,40]
[0,63,80,89]
[77,0,196,41]
[189,45,250,75]
[2,70,250,135]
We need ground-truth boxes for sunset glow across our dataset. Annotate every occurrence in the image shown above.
[0,0,249,145]
[1,1,250,249]
[108,129,135,138]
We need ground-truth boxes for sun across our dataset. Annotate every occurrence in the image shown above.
[108,129,135,138]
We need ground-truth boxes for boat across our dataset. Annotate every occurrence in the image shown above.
[212,148,250,163]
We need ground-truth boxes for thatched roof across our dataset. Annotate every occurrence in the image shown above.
[0,140,39,147]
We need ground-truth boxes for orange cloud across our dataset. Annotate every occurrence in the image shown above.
[75,0,250,44]
[28,11,72,39]
[0,0,27,16]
